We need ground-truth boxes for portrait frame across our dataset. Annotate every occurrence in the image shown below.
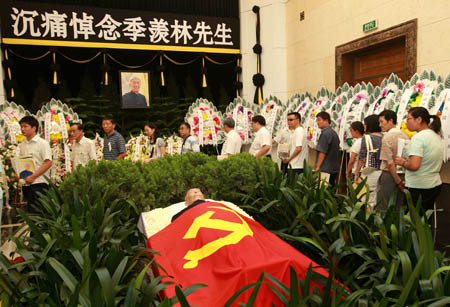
[11,157,36,180]
[119,70,151,109]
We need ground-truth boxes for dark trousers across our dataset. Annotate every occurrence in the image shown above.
[408,185,442,229]
[376,171,405,212]
[22,183,49,213]
[408,185,442,212]
[281,162,288,173]
[329,173,338,187]
[287,168,303,176]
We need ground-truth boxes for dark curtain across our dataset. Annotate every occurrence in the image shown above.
[11,0,239,18]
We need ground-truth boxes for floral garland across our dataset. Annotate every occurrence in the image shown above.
[37,99,80,183]
[225,98,257,145]
[346,93,369,147]
[125,133,150,162]
[230,106,253,143]
[41,109,74,182]
[398,82,428,139]
[338,90,370,150]
[185,99,223,146]
[49,140,70,183]
[0,106,30,144]
[306,99,324,143]
[0,142,19,204]
[369,88,395,116]
[165,134,183,155]
[436,91,447,118]
[438,88,450,161]
[192,107,220,145]
[94,133,104,161]
[328,94,347,130]
[259,100,281,135]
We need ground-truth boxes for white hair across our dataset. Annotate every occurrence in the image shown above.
[129,75,141,83]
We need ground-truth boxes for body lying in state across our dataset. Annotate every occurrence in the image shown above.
[138,188,252,238]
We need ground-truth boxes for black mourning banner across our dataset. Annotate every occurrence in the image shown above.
[0,0,240,53]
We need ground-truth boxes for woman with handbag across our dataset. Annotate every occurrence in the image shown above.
[394,107,443,219]
[355,115,383,209]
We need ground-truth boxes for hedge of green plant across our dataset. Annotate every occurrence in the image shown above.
[239,164,450,306]
[0,181,204,306]
[2,154,450,306]
[59,153,276,212]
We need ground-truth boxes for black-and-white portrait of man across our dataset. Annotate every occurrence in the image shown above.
[120,71,150,109]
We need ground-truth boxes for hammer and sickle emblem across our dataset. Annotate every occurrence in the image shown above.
[182,206,253,269]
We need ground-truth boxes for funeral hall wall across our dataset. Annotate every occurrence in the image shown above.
[286,0,450,97]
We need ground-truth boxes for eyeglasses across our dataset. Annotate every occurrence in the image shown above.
[287,118,297,121]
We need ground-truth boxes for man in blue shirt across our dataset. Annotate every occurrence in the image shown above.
[179,122,200,153]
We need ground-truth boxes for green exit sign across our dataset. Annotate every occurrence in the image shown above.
[363,20,378,32]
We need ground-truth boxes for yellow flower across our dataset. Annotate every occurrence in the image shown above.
[205,129,212,135]
[16,134,25,143]
[66,123,70,130]
[202,112,208,119]
[11,118,18,122]
[50,132,63,141]
[411,95,422,108]
[52,115,60,122]
[400,122,415,139]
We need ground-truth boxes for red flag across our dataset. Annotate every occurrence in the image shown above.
[147,201,331,306]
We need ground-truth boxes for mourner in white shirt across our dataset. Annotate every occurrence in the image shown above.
[283,112,308,175]
[17,116,52,213]
[70,123,97,170]
[249,115,271,158]
[221,118,242,156]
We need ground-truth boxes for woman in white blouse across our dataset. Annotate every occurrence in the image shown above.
[143,122,166,163]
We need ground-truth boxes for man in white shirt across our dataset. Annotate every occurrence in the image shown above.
[221,118,242,157]
[70,123,97,170]
[283,112,308,175]
[249,115,271,158]
[17,116,52,213]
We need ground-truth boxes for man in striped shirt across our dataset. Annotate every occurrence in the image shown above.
[102,117,126,160]
[179,122,200,153]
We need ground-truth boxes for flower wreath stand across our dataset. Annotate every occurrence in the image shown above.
[304,87,335,149]
[125,132,150,162]
[366,73,403,117]
[224,97,257,145]
[328,83,351,137]
[164,134,184,155]
[36,99,80,184]
[185,98,223,150]
[338,82,374,151]
[0,101,32,207]
[396,70,441,139]
[258,95,283,137]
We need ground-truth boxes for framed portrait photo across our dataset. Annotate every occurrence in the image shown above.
[120,71,150,109]
[11,157,36,180]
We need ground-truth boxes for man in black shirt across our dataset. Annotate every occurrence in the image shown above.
[122,76,148,108]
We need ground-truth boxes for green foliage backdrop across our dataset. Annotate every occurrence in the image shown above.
[59,153,276,211]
